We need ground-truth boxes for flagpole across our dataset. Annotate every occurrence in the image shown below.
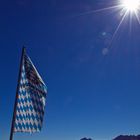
[9,47,26,140]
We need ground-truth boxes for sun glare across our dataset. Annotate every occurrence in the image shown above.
[122,0,140,12]
[75,0,140,50]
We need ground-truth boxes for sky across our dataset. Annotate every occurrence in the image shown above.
[0,0,140,140]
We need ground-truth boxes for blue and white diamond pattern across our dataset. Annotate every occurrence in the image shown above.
[13,52,47,133]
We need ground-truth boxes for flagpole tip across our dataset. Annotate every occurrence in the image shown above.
[22,46,26,53]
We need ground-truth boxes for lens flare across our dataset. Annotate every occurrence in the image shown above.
[73,0,140,51]
[121,0,140,12]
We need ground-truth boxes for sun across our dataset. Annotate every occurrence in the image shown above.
[74,0,140,50]
[121,0,140,12]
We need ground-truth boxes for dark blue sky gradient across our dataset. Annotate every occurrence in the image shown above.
[0,0,140,140]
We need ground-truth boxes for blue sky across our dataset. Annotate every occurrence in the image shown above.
[0,0,140,140]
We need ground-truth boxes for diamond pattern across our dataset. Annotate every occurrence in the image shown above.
[13,52,47,133]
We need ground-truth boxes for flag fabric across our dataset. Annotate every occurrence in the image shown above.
[13,51,47,133]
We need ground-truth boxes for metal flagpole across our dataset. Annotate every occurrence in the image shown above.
[9,47,26,140]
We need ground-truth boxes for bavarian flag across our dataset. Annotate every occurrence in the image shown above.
[13,48,47,133]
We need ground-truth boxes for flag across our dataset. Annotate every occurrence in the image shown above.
[13,49,47,133]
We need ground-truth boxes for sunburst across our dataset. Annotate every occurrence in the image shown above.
[121,0,140,12]
[74,0,140,50]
